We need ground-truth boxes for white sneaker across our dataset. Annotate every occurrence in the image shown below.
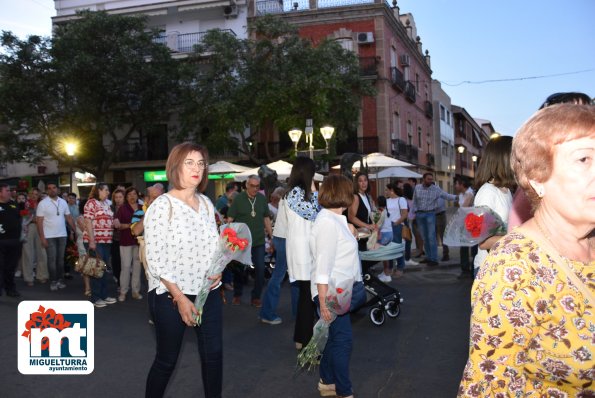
[103,297,117,305]
[378,273,392,282]
[405,259,419,266]
[15,270,22,278]
[50,282,58,291]
[94,299,107,308]
[57,280,67,289]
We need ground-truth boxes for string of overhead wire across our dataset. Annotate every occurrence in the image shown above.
[438,68,595,87]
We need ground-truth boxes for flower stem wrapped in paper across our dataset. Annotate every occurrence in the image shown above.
[366,209,387,251]
[443,206,507,247]
[297,271,354,372]
[193,223,252,325]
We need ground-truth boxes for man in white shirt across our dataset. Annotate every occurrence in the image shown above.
[454,177,476,279]
[36,183,76,291]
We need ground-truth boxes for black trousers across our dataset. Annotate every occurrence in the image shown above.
[0,240,22,294]
[294,280,316,345]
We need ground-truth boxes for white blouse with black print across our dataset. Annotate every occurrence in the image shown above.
[144,193,219,295]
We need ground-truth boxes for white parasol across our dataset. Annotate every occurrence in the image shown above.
[208,160,252,174]
[351,152,413,169]
[234,160,324,182]
[369,166,422,180]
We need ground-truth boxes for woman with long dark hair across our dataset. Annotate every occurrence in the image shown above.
[284,156,320,350]
[471,135,516,276]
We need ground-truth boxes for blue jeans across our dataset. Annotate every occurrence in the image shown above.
[315,296,353,397]
[391,224,406,270]
[260,237,287,321]
[146,288,223,398]
[415,212,438,262]
[233,244,265,300]
[85,243,112,302]
[45,236,67,282]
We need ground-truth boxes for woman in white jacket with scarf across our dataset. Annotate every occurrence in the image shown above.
[285,156,319,350]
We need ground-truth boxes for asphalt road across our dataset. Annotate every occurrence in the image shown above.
[0,265,472,398]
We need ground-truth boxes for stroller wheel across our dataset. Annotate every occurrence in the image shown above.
[369,307,385,326]
[385,300,401,318]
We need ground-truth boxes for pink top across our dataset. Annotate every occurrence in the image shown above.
[507,189,533,232]
[83,198,114,244]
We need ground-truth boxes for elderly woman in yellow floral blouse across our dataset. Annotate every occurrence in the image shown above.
[458,103,595,397]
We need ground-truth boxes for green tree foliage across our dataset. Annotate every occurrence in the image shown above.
[179,15,375,162]
[0,11,179,179]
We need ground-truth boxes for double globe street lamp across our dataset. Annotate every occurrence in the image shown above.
[288,119,335,158]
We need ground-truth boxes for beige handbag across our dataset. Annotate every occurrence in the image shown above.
[75,253,107,278]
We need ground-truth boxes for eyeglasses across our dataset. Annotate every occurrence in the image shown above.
[183,159,207,169]
[247,183,260,188]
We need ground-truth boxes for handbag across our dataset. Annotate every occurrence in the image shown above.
[401,225,412,241]
[75,252,106,278]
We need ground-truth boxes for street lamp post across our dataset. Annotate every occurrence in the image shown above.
[471,155,478,177]
[457,145,465,176]
[65,142,77,193]
[287,119,335,159]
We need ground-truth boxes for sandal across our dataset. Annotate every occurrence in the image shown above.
[318,380,336,397]
[84,290,91,297]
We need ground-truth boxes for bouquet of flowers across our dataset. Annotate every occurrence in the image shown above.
[193,223,252,325]
[297,271,354,371]
[443,206,507,247]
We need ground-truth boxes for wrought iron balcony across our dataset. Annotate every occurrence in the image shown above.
[359,56,379,77]
[358,136,379,154]
[404,81,416,103]
[255,0,387,14]
[406,144,418,163]
[154,29,237,53]
[390,67,405,92]
[426,152,435,167]
[391,138,407,158]
[424,100,433,119]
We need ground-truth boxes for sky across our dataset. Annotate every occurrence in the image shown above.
[1,0,594,136]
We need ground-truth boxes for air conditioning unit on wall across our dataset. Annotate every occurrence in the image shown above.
[223,5,238,18]
[400,54,410,66]
[356,32,374,44]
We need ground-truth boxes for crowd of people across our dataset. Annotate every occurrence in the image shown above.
[0,180,165,305]
[0,92,592,398]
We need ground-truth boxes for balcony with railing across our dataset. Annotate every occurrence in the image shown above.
[424,100,433,119]
[359,56,379,78]
[255,0,391,15]
[154,29,237,53]
[404,81,416,103]
[426,152,435,167]
[391,138,407,158]
[406,144,418,163]
[390,67,405,92]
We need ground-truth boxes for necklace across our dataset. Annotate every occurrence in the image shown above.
[248,196,256,218]
[534,216,593,263]
[50,198,60,216]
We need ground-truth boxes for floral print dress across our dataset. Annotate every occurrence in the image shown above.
[458,232,594,398]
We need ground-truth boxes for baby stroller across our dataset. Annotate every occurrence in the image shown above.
[358,242,405,326]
